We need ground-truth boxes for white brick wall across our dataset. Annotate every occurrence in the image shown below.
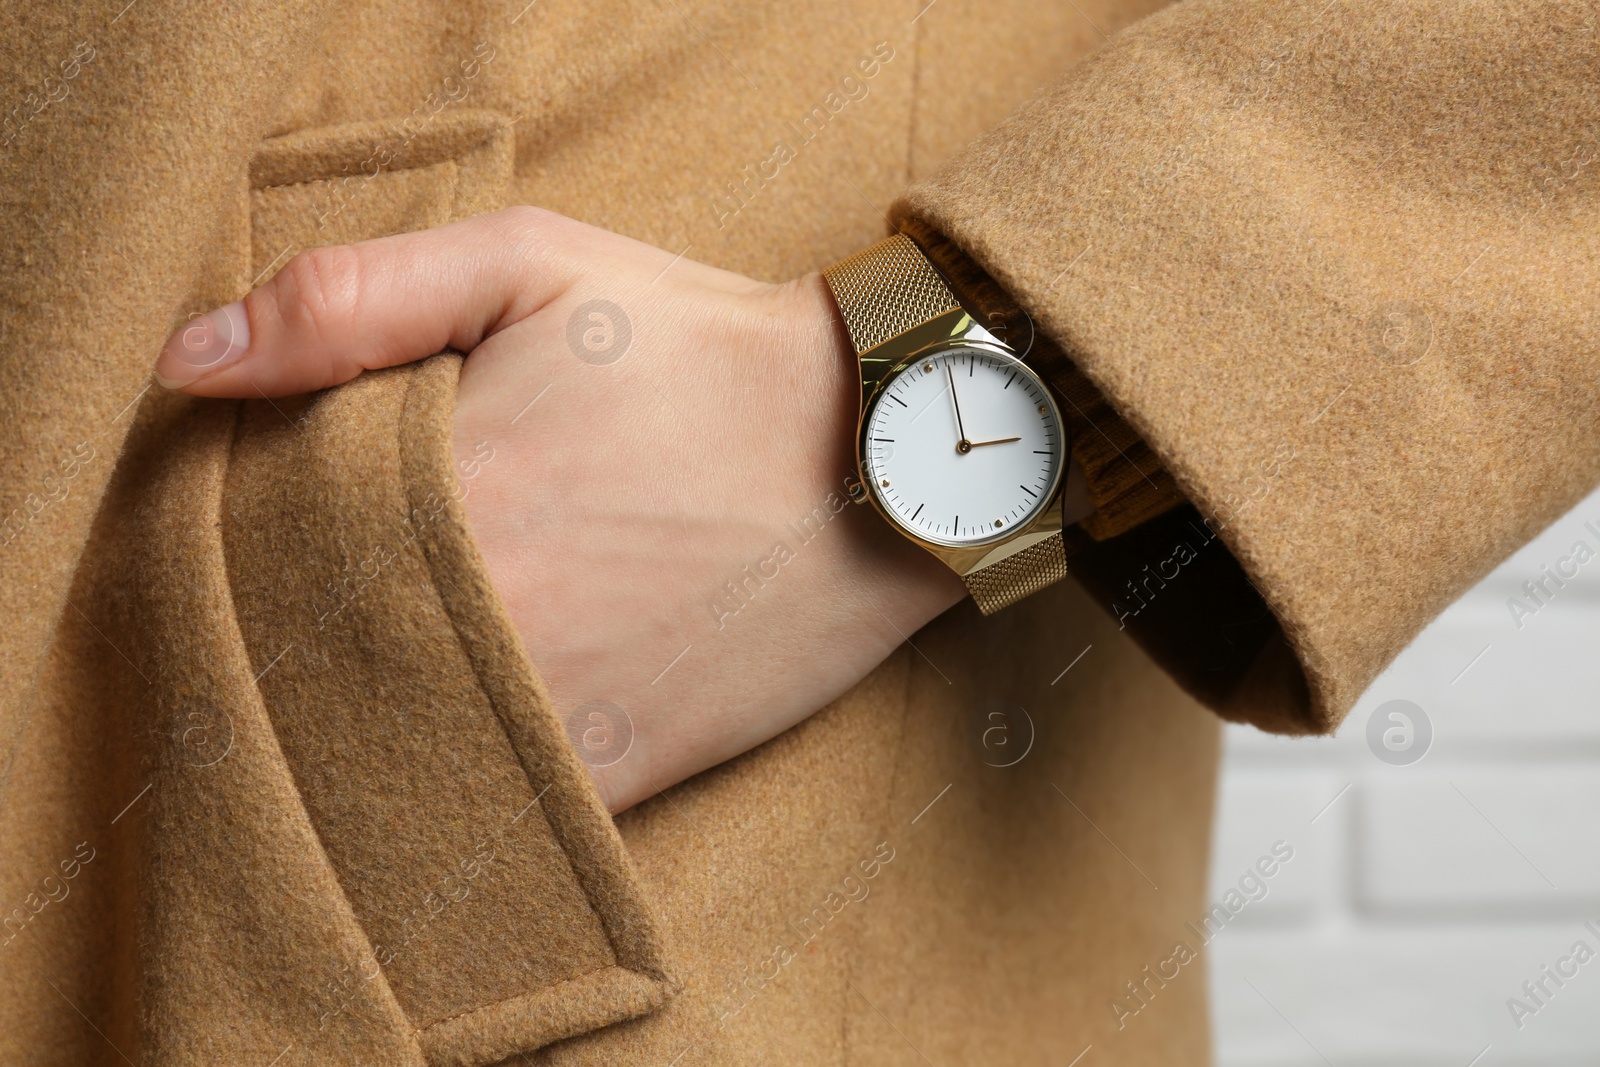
[1209,487,1600,1067]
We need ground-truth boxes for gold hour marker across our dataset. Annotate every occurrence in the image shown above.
[881,478,889,487]
[994,519,1003,527]
[1038,403,1047,413]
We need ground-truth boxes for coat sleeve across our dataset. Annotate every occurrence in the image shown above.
[893,0,1600,734]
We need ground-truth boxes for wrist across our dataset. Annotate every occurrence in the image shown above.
[784,271,969,623]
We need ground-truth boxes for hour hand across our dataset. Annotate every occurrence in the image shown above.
[966,436,1021,448]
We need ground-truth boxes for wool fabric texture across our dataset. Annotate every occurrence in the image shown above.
[1,0,1594,1063]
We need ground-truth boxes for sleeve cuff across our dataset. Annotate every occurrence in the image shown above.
[900,218,1309,732]
[898,217,1187,543]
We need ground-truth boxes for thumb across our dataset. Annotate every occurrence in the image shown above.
[155,207,576,397]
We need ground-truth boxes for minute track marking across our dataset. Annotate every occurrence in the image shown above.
[863,347,1061,548]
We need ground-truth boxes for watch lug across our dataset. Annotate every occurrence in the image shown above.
[961,318,1005,347]
[857,309,1000,413]
[924,496,1065,579]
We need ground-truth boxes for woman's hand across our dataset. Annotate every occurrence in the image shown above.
[157,207,966,813]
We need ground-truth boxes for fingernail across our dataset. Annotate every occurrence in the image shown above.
[156,302,250,388]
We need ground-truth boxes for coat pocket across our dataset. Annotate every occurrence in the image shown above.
[248,109,514,281]
[228,113,676,1067]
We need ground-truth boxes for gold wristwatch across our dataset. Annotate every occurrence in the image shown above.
[822,234,1073,615]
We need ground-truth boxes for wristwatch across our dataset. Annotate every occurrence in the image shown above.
[822,233,1074,615]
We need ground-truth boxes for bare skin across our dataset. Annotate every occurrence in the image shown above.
[157,207,967,813]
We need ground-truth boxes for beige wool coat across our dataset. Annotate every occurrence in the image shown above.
[2,0,1595,1063]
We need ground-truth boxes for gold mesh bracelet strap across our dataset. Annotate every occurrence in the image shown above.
[823,234,961,353]
[822,233,1068,616]
[964,536,1070,615]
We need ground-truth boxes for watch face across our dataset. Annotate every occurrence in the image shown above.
[861,344,1065,548]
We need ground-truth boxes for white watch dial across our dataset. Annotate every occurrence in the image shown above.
[862,345,1065,548]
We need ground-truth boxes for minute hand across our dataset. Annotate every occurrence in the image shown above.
[946,364,968,446]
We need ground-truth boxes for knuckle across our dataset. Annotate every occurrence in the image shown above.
[491,204,574,254]
[271,244,365,342]
[496,204,559,234]
[479,205,574,299]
